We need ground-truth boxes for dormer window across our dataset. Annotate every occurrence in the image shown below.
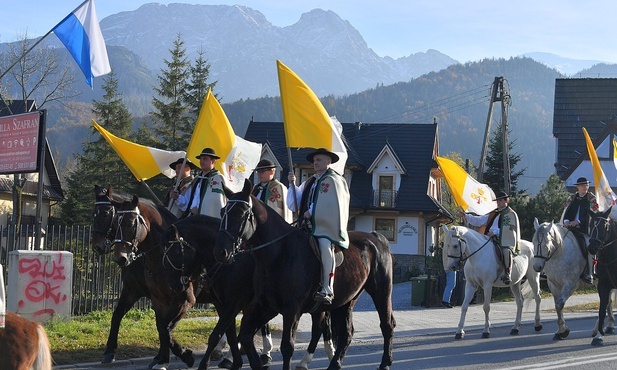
[377,175,395,207]
[367,143,405,208]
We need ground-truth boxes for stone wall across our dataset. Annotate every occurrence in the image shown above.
[391,254,427,284]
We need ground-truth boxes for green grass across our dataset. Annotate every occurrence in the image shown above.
[45,308,223,365]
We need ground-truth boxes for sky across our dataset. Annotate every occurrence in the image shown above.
[1,0,617,64]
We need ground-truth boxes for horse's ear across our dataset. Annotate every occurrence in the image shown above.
[107,184,113,198]
[534,217,540,231]
[171,224,179,240]
[243,179,252,195]
[131,194,139,207]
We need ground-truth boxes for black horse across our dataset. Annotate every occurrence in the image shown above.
[165,215,334,370]
[91,185,151,364]
[215,180,396,370]
[588,207,617,346]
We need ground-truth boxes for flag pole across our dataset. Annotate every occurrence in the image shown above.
[140,180,162,205]
[287,148,300,222]
[167,157,190,210]
[0,30,55,82]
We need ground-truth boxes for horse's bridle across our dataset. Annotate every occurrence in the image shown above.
[111,207,151,263]
[533,226,556,263]
[589,215,617,253]
[446,228,493,267]
[92,199,116,254]
[219,199,256,259]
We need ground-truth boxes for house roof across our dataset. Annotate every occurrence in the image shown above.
[244,121,447,214]
[0,102,64,201]
[553,78,617,179]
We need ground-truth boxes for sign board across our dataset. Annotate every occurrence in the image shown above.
[0,111,44,174]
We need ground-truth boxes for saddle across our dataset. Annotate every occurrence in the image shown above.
[492,238,519,270]
[566,226,590,259]
[308,235,344,267]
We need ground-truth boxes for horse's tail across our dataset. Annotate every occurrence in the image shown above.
[32,323,52,370]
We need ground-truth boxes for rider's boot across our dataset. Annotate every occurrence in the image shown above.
[582,254,595,284]
[502,249,512,285]
[315,240,335,305]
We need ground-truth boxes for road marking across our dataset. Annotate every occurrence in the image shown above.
[505,353,617,369]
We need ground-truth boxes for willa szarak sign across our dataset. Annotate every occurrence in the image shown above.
[0,111,44,174]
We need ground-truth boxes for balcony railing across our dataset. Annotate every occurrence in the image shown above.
[372,189,397,208]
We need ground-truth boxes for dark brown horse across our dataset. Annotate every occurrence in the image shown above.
[165,215,334,370]
[0,312,52,370]
[588,207,617,346]
[214,180,396,370]
[92,185,151,364]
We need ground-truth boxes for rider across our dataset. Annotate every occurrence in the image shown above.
[287,148,350,304]
[252,159,293,223]
[164,158,196,218]
[172,148,230,219]
[561,176,599,284]
[462,191,520,285]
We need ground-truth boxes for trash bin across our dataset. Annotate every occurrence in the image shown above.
[411,276,428,306]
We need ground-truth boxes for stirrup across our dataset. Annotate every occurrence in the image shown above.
[314,290,334,305]
[582,274,594,284]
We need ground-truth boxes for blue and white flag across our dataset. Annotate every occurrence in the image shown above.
[52,0,111,87]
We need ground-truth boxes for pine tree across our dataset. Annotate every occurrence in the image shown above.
[60,72,137,223]
[151,34,191,151]
[482,120,526,195]
[184,48,218,125]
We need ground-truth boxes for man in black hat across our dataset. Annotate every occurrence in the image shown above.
[172,148,229,219]
[164,158,196,218]
[252,159,292,223]
[287,148,350,304]
[561,176,600,284]
[462,191,520,285]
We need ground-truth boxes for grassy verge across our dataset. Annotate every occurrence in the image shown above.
[45,308,222,365]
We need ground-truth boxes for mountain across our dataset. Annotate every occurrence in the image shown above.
[99,3,458,102]
[521,52,614,76]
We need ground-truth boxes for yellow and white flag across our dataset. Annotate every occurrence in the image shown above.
[277,60,347,174]
[613,137,617,171]
[435,156,497,215]
[186,89,262,192]
[92,120,184,180]
[583,127,616,211]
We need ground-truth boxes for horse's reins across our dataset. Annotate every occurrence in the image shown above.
[111,207,152,262]
[447,231,492,265]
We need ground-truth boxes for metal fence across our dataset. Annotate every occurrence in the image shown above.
[0,223,150,316]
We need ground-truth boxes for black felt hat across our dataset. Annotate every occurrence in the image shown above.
[494,191,509,200]
[169,158,196,170]
[575,177,590,185]
[254,159,276,171]
[306,148,339,164]
[195,147,220,159]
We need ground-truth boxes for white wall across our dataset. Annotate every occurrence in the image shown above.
[353,214,421,255]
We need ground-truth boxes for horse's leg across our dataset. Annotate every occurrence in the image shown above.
[607,289,616,334]
[296,312,325,370]
[367,286,395,370]
[260,323,273,365]
[481,283,494,338]
[198,307,243,370]
[211,333,227,360]
[592,282,611,345]
[165,300,196,368]
[238,302,277,370]
[456,281,477,340]
[327,304,355,370]
[553,280,576,340]
[280,309,302,370]
[102,283,143,363]
[509,282,524,335]
[527,271,544,332]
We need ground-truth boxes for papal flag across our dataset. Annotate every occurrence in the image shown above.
[186,89,262,192]
[583,127,617,212]
[52,0,110,87]
[93,120,184,180]
[277,60,347,174]
[435,156,497,215]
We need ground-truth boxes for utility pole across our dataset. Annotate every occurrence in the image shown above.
[477,76,512,194]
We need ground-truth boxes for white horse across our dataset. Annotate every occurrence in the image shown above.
[442,224,543,339]
[532,219,615,339]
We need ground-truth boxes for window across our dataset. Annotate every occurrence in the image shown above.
[378,175,395,207]
[375,218,396,241]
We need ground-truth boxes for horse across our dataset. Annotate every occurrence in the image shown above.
[0,311,52,370]
[531,218,615,339]
[441,224,543,339]
[214,180,395,370]
[164,215,334,370]
[587,207,617,346]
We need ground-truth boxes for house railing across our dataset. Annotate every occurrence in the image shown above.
[0,223,150,316]
[372,189,397,208]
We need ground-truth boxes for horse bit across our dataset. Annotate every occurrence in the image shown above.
[110,207,150,262]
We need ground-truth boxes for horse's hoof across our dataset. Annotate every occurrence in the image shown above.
[260,354,273,366]
[212,349,224,360]
[592,337,604,346]
[296,365,309,370]
[218,358,233,369]
[606,327,615,335]
[535,324,543,332]
[148,359,159,369]
[553,329,570,340]
[510,328,519,335]
[152,363,169,370]
[481,332,490,338]
[179,349,194,367]
[455,333,464,340]
[101,353,116,363]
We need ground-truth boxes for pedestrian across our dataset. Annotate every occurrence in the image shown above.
[172,148,230,219]
[287,148,350,304]
[561,176,599,284]
[252,159,293,223]
[461,191,520,285]
[441,268,457,308]
[164,158,196,218]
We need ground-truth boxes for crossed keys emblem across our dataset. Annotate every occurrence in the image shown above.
[470,188,489,204]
